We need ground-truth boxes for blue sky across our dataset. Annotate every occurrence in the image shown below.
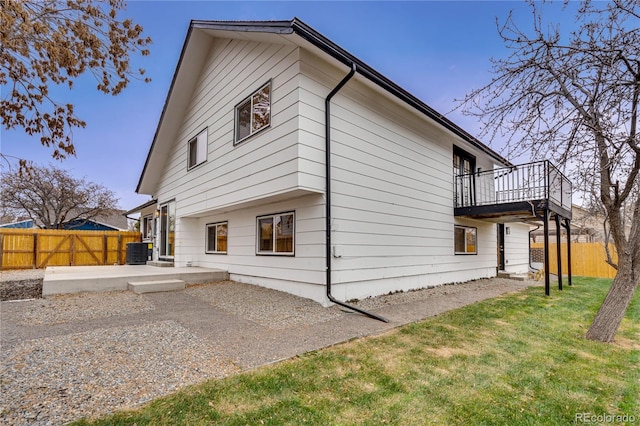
[1,1,577,211]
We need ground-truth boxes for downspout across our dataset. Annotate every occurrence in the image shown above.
[325,63,388,323]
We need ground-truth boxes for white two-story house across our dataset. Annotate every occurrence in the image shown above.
[129,19,572,308]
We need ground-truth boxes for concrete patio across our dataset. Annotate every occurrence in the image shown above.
[41,265,228,296]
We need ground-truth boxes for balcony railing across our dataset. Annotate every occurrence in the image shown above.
[454,160,572,211]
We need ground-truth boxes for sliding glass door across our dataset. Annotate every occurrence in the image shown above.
[159,201,175,258]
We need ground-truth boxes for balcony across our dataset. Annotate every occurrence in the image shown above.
[454,160,572,222]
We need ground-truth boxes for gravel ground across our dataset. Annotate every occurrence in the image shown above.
[189,281,344,329]
[0,269,45,301]
[10,291,156,326]
[0,277,535,425]
[353,278,527,310]
[1,321,239,425]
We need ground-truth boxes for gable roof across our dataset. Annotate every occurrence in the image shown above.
[136,18,510,194]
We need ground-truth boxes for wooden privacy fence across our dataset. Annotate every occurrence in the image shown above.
[530,242,618,279]
[0,229,141,270]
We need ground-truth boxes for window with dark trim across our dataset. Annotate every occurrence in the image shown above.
[453,146,476,207]
[188,128,208,170]
[256,212,294,255]
[235,81,271,144]
[142,215,153,240]
[455,225,477,254]
[206,222,227,254]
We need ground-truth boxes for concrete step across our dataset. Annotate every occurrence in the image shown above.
[146,260,174,267]
[43,266,229,297]
[498,271,528,281]
[128,279,185,294]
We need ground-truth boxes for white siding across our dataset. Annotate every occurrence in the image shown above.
[150,38,528,306]
[175,194,328,304]
[154,38,323,218]
[504,222,531,274]
[299,49,501,301]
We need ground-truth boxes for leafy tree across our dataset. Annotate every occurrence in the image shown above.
[460,0,640,342]
[0,0,151,163]
[0,164,119,229]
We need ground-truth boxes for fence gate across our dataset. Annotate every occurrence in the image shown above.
[0,229,141,270]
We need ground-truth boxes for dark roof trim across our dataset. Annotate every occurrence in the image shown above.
[136,20,197,193]
[288,18,511,166]
[184,18,510,166]
[137,18,510,193]
[124,198,158,216]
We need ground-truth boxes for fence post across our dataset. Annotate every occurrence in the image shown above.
[103,234,108,265]
[0,233,4,271]
[117,234,122,265]
[33,233,38,269]
[70,234,75,266]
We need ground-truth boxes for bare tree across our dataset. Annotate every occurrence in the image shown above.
[460,0,640,342]
[0,164,119,229]
[0,0,151,164]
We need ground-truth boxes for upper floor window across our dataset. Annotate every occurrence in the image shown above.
[188,128,207,170]
[453,146,476,207]
[235,81,271,144]
[257,212,294,255]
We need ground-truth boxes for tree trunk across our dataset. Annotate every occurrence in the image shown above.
[586,255,639,342]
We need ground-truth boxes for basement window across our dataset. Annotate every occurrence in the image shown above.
[235,81,271,144]
[257,212,294,255]
[455,225,477,255]
[206,222,228,254]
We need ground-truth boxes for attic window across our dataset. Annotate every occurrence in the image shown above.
[235,81,271,144]
[188,128,207,170]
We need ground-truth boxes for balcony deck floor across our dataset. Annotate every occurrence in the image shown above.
[454,199,571,223]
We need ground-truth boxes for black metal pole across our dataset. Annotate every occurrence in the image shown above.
[555,214,563,291]
[543,209,550,296]
[563,218,572,287]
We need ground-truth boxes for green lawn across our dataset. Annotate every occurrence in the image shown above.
[75,277,639,425]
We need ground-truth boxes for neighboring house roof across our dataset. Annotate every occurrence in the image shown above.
[137,18,511,195]
[92,210,129,230]
[0,219,34,229]
[61,219,123,231]
[0,217,126,231]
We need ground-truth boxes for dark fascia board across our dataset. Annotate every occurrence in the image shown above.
[136,20,197,193]
[136,18,510,194]
[289,18,511,167]
[189,18,511,166]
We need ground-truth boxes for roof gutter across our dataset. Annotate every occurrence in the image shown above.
[325,63,388,323]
